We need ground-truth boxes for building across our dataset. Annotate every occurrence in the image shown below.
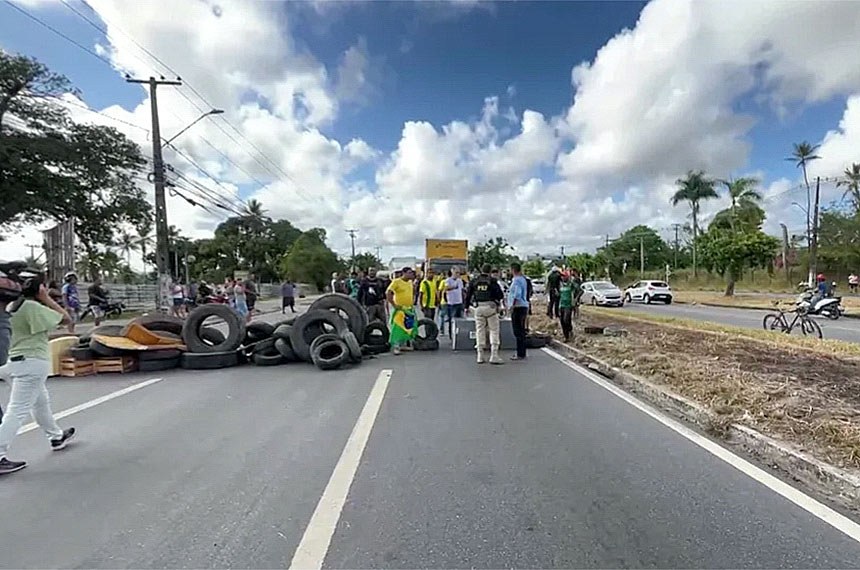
[388,256,422,271]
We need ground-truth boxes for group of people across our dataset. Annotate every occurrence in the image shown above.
[544,266,584,342]
[43,272,110,328]
[174,277,258,323]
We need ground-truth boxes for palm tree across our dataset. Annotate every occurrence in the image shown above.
[787,141,821,283]
[671,170,718,276]
[136,217,154,280]
[244,198,267,219]
[721,177,763,230]
[837,163,860,214]
[116,231,139,267]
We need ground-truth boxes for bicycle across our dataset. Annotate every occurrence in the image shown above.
[762,302,823,339]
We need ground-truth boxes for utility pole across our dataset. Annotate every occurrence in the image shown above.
[639,236,645,277]
[346,229,358,271]
[374,246,382,264]
[809,176,821,284]
[672,223,681,269]
[560,245,565,259]
[779,223,790,284]
[126,75,182,311]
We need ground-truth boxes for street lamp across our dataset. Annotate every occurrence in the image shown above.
[162,109,224,147]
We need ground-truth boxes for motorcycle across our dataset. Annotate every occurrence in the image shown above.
[80,299,125,321]
[796,287,844,320]
[199,293,229,305]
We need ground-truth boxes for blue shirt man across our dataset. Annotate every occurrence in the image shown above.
[508,263,530,360]
[508,274,530,309]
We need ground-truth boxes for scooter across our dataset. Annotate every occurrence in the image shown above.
[796,288,844,320]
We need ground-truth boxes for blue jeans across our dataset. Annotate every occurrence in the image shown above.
[441,303,464,335]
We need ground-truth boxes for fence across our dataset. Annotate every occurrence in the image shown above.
[86,282,318,310]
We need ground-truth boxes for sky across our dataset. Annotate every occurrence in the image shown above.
[2,0,860,267]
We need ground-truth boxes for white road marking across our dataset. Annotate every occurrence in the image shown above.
[18,377,164,435]
[289,369,393,570]
[541,346,860,544]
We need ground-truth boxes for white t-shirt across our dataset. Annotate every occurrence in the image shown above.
[444,277,464,305]
[171,284,184,299]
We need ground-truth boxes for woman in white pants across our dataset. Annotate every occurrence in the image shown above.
[0,282,76,475]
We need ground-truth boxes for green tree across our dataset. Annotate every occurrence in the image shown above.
[567,252,608,280]
[697,227,780,296]
[351,252,383,272]
[116,230,138,267]
[1,51,151,252]
[522,258,546,278]
[468,237,517,271]
[671,170,718,276]
[817,209,860,276]
[710,177,765,232]
[601,225,671,278]
[279,228,342,291]
[837,163,860,214]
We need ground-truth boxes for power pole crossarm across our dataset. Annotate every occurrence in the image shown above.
[126,76,182,311]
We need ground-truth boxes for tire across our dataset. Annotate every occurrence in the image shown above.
[69,346,95,361]
[275,317,297,328]
[763,314,784,332]
[625,293,632,303]
[245,322,276,344]
[416,318,439,342]
[251,337,277,354]
[665,298,672,305]
[341,330,363,363]
[362,343,389,355]
[414,337,440,351]
[309,294,368,343]
[274,337,297,361]
[272,324,293,341]
[583,326,605,335]
[138,348,183,361]
[644,294,651,304]
[290,310,349,362]
[310,333,343,356]
[89,338,132,357]
[311,338,349,370]
[139,356,181,372]
[124,315,184,336]
[180,350,240,370]
[182,304,246,354]
[801,317,823,339]
[364,321,389,346]
[525,336,548,349]
[200,327,226,346]
[252,351,285,366]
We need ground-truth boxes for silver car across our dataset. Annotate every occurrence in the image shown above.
[580,281,624,307]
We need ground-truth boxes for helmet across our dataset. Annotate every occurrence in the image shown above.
[817,273,825,282]
[64,271,77,282]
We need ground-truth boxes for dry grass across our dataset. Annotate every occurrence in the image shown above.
[530,303,860,471]
[674,290,860,311]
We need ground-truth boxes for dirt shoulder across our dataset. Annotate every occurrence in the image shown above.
[530,304,860,472]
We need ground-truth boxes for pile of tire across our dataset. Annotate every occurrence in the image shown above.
[179,305,246,370]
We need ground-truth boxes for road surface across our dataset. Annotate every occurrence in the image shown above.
[2,312,860,568]
[619,301,860,344]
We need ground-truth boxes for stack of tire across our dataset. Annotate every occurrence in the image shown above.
[288,294,368,370]
[179,304,246,369]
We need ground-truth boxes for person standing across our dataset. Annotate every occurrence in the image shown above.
[442,268,465,337]
[170,279,185,318]
[244,276,258,315]
[558,271,574,341]
[546,266,562,319]
[358,268,387,323]
[0,281,76,475]
[419,268,438,321]
[61,272,81,324]
[234,279,250,323]
[386,267,417,355]
[508,262,530,361]
[465,264,504,365]
[281,278,296,314]
[849,273,859,294]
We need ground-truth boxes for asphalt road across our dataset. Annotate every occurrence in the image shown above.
[619,301,860,343]
[3,315,860,567]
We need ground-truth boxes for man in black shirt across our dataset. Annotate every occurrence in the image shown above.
[358,268,387,323]
[546,266,562,318]
[465,264,505,365]
[87,277,109,326]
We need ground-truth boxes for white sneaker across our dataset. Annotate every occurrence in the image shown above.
[489,352,503,365]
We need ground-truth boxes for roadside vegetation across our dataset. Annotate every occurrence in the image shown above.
[531,304,860,471]
[672,290,860,311]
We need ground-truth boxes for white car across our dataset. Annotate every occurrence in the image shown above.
[532,278,546,295]
[580,281,624,307]
[624,280,673,304]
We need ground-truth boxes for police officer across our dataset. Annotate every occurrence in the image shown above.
[465,264,505,365]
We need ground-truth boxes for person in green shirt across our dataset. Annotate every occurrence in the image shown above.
[558,271,575,341]
[0,281,76,475]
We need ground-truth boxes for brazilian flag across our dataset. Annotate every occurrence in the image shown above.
[389,306,417,345]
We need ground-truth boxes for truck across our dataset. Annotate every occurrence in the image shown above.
[425,239,468,276]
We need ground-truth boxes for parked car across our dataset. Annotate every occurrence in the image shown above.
[624,280,673,304]
[532,278,546,295]
[580,281,624,307]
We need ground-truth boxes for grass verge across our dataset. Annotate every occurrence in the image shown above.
[530,303,860,471]
[673,290,860,311]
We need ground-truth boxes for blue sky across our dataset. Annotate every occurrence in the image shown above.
[2,0,859,258]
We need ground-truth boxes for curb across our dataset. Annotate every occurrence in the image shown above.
[548,338,860,509]
[676,299,860,319]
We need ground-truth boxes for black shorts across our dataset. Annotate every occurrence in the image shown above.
[282,296,295,307]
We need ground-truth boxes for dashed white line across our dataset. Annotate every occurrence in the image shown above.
[289,368,393,570]
[541,346,860,545]
[18,377,164,435]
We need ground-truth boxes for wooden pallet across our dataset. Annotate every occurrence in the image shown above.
[93,356,137,374]
[59,358,96,378]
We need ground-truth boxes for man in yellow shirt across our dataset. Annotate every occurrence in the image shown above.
[386,267,416,355]
[419,268,439,321]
